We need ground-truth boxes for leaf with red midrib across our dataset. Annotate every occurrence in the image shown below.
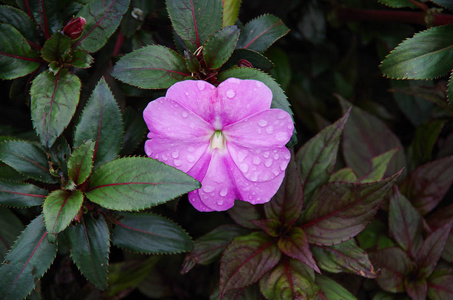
[43,190,84,235]
[0,180,48,207]
[219,232,280,297]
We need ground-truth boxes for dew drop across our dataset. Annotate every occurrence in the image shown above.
[266,126,274,134]
[220,188,228,197]
[197,81,206,90]
[255,81,263,87]
[217,200,224,205]
[288,124,293,130]
[161,154,168,161]
[263,151,270,158]
[185,92,189,96]
[172,151,179,158]
[239,163,249,173]
[181,111,188,118]
[229,78,240,84]
[275,132,288,142]
[188,146,195,152]
[273,153,279,160]
[174,160,182,166]
[250,173,259,182]
[226,89,236,98]
[202,185,215,193]
[258,119,268,127]
[187,154,196,163]
[278,112,287,120]
[280,161,287,171]
[252,156,262,165]
[273,169,280,176]
[265,159,273,168]
[237,150,248,162]
[284,153,291,159]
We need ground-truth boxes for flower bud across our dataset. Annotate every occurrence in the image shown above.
[238,59,253,68]
[63,17,86,39]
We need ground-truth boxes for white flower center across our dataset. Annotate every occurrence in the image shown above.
[210,130,226,150]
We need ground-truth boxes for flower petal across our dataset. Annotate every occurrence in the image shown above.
[145,139,208,173]
[143,97,213,140]
[165,80,217,124]
[189,150,237,211]
[223,108,293,148]
[227,143,291,183]
[216,78,273,127]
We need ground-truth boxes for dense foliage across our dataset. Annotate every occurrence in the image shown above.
[0,0,452,299]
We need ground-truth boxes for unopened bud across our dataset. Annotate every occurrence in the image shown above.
[238,59,253,68]
[63,17,86,39]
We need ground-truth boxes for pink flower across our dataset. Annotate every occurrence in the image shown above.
[143,78,294,212]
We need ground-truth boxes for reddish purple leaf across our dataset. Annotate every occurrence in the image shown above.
[369,247,412,293]
[264,151,303,225]
[311,239,377,278]
[277,227,320,273]
[427,266,453,300]
[219,232,281,297]
[400,155,453,215]
[416,222,452,278]
[228,200,263,229]
[250,219,281,237]
[426,204,453,263]
[389,189,423,258]
[301,172,401,245]
[405,277,427,300]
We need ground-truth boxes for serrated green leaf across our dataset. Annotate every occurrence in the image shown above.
[0,24,40,79]
[68,50,93,69]
[431,0,453,10]
[0,180,47,207]
[225,49,274,72]
[184,49,201,75]
[259,258,318,300]
[203,26,240,70]
[219,232,281,297]
[357,220,395,251]
[31,69,81,148]
[48,136,72,181]
[0,208,24,261]
[16,0,60,38]
[380,25,453,80]
[302,172,401,245]
[361,148,398,183]
[86,157,200,210]
[166,0,223,52]
[74,77,123,169]
[68,140,95,185]
[111,45,189,89]
[237,14,289,53]
[66,214,109,290]
[0,140,56,183]
[0,5,38,44]
[389,190,423,257]
[74,0,130,52]
[296,109,350,203]
[315,275,357,300]
[0,215,57,300]
[120,108,147,156]
[112,212,193,254]
[329,168,358,183]
[41,33,72,63]
[311,239,377,278]
[378,0,417,8]
[181,224,248,274]
[223,0,241,26]
[43,189,83,235]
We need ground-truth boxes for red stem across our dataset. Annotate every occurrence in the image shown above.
[112,31,124,56]
[335,8,453,26]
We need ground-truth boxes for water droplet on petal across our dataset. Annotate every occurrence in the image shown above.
[226,89,235,98]
[288,124,293,130]
[229,78,240,84]
[197,81,206,90]
[252,156,262,165]
[220,188,228,197]
[276,132,288,141]
[188,147,195,152]
[280,161,287,171]
[256,81,263,87]
[265,159,272,167]
[258,119,268,127]
[181,111,188,118]
[273,170,280,176]
[172,151,179,158]
[174,160,182,166]
[217,200,224,205]
[273,153,279,160]
[284,153,291,159]
[239,163,249,173]
[187,154,195,163]
[202,185,215,193]
[185,92,189,96]
[237,150,248,162]
[278,112,287,120]
[263,151,270,158]
[266,126,274,134]
[250,173,258,182]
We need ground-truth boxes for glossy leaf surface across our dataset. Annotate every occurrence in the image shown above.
[315,275,357,300]
[67,140,95,185]
[203,26,240,70]
[0,208,24,261]
[0,180,47,207]
[43,190,84,235]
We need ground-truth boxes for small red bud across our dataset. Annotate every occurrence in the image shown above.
[238,59,253,68]
[63,17,86,39]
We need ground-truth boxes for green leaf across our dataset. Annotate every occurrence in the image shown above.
[223,0,241,26]
[264,152,303,225]
[405,277,427,300]
[111,45,189,89]
[431,0,453,10]
[311,239,377,278]
[315,275,357,300]
[48,136,72,180]
[0,208,24,261]
[0,140,56,183]
[225,49,274,72]
[66,214,109,290]
[120,108,147,156]
[41,33,72,63]
[237,14,289,53]
[380,25,453,80]
[43,190,83,235]
[378,0,417,8]
[75,0,130,52]
[30,69,81,148]
[389,190,423,257]
[181,224,249,274]
[184,49,201,74]
[0,24,40,79]
[251,218,281,237]
[400,155,453,215]
[227,200,263,229]
[0,180,47,207]
[278,227,320,273]
[340,98,406,178]
[203,26,240,70]
[86,157,200,210]
[218,67,296,145]
[16,0,60,38]
[427,265,453,299]
[67,49,93,69]
[302,172,401,245]
[219,232,281,297]
[357,220,395,251]
[166,0,223,52]
[329,168,358,183]
[369,247,412,293]
[74,77,123,169]
[112,212,193,254]
[361,149,398,183]
[0,5,38,44]
[296,109,350,203]
[0,215,57,300]
[259,258,318,300]
[416,222,452,278]
[68,140,95,185]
